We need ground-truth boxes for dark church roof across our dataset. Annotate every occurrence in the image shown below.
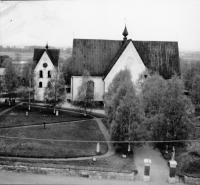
[72,38,180,79]
[33,45,60,67]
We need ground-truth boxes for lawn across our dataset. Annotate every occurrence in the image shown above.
[0,105,92,128]
[0,120,108,158]
[58,145,137,173]
[0,102,16,112]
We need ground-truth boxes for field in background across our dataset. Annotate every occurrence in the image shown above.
[0,51,70,60]
[1,50,200,61]
[179,51,200,61]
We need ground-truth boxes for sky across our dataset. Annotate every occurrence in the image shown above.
[0,0,200,51]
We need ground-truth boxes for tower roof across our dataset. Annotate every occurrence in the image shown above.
[33,45,60,67]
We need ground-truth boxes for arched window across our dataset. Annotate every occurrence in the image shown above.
[48,71,51,78]
[86,80,94,99]
[39,82,42,88]
[39,70,43,78]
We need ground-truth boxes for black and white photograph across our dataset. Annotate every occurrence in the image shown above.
[0,0,200,184]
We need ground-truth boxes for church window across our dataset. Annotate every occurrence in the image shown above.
[39,70,43,78]
[66,87,71,93]
[48,71,51,78]
[86,80,94,99]
[39,82,42,88]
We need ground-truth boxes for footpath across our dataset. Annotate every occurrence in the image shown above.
[134,144,184,185]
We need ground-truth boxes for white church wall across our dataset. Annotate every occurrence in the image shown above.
[71,76,104,101]
[104,42,146,92]
[34,52,56,101]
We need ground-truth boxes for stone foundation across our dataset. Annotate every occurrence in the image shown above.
[0,164,135,181]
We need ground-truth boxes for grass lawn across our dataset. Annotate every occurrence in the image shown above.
[0,105,92,128]
[0,120,108,158]
[0,103,16,112]
[59,146,137,173]
[0,145,137,173]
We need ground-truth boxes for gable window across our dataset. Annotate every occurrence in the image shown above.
[86,80,94,99]
[48,71,51,78]
[39,70,43,78]
[39,82,42,88]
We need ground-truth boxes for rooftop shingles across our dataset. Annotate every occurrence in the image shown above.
[72,39,123,76]
[33,48,60,67]
[132,40,180,79]
[71,39,180,79]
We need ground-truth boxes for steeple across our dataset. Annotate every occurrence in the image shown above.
[45,42,49,50]
[123,25,128,41]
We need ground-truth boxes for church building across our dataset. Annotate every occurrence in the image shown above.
[68,26,180,101]
[33,44,60,101]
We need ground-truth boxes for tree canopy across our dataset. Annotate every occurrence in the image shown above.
[104,68,146,144]
[141,74,195,149]
[104,68,132,124]
[44,70,66,110]
[74,70,95,115]
[60,56,72,85]
[18,61,37,107]
[191,74,200,106]
[4,60,19,99]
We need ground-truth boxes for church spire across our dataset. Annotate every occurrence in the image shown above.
[123,25,128,41]
[46,42,49,50]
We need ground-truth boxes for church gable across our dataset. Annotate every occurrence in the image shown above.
[34,52,55,72]
[104,41,146,91]
[33,45,60,67]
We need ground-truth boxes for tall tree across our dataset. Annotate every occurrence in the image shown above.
[141,74,195,149]
[4,60,19,102]
[0,55,9,67]
[104,68,146,145]
[111,80,146,143]
[44,70,66,114]
[60,56,72,85]
[182,61,200,92]
[1,57,12,68]
[191,74,200,106]
[0,78,3,95]
[74,70,95,115]
[104,68,132,124]
[20,60,37,109]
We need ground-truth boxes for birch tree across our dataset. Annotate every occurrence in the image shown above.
[44,70,66,115]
